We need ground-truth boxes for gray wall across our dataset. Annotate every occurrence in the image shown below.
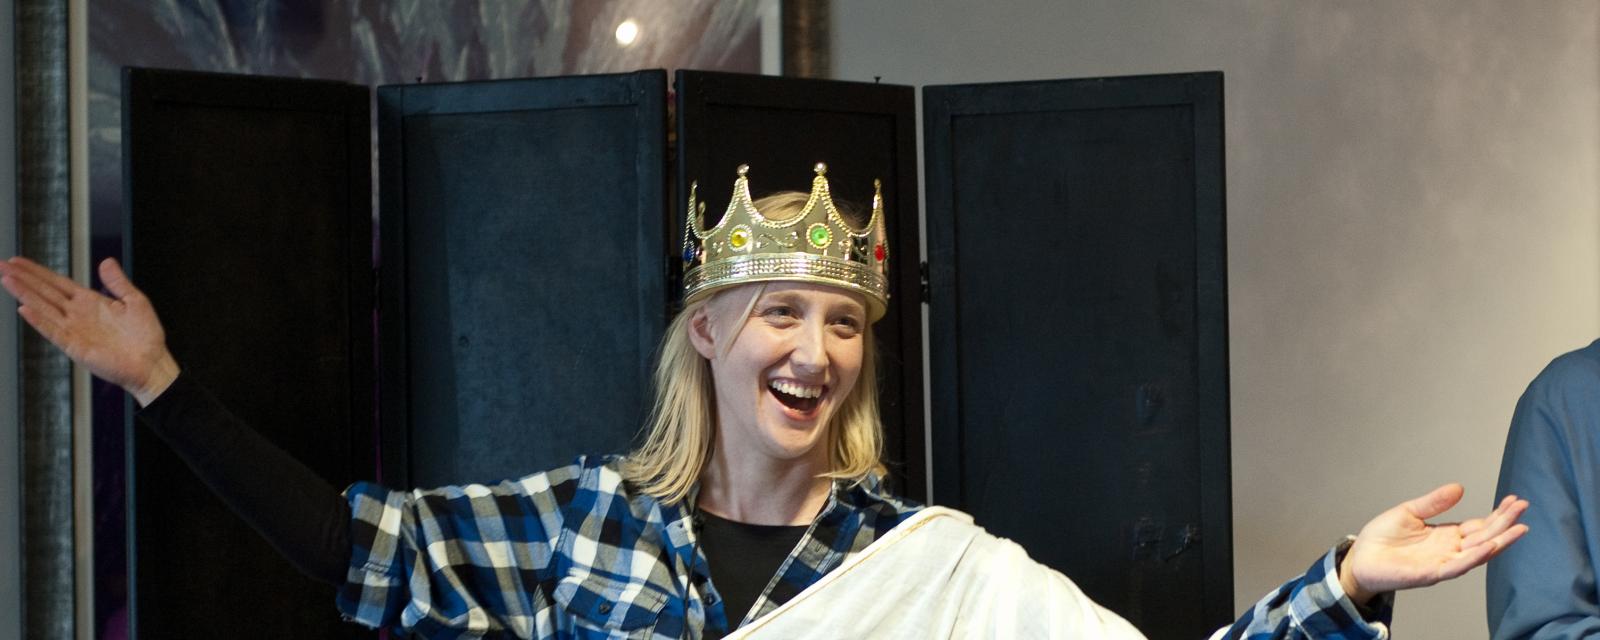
[836,1,1599,638]
[2,0,22,635]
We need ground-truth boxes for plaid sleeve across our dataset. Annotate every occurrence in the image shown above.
[1215,540,1394,640]
[335,463,580,635]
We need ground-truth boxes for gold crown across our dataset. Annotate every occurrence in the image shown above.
[682,163,890,320]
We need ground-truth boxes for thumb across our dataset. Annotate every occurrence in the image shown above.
[1401,483,1464,520]
[98,258,141,300]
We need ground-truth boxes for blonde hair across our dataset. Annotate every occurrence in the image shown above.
[621,192,887,504]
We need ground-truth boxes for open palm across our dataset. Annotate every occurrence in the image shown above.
[1341,484,1528,604]
[0,256,178,404]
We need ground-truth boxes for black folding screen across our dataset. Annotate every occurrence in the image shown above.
[122,67,1229,639]
[675,70,924,496]
[925,72,1231,639]
[377,72,668,488]
[122,68,374,638]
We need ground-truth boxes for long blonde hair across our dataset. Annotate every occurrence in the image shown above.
[621,192,887,504]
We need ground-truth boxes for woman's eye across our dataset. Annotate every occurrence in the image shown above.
[762,306,797,319]
[833,317,862,333]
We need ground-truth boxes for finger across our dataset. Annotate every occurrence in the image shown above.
[1458,496,1516,538]
[1401,483,1465,521]
[1435,536,1498,582]
[1463,499,1529,549]
[1465,496,1510,540]
[17,305,69,346]
[2,275,69,324]
[3,258,78,307]
[1438,523,1530,582]
[7,256,86,302]
[98,258,143,302]
[1486,523,1530,560]
[0,263,73,310]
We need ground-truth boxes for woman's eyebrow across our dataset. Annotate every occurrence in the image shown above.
[758,291,864,315]
[828,301,867,317]
[761,292,805,305]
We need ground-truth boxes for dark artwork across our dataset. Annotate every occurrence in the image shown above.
[90,2,765,637]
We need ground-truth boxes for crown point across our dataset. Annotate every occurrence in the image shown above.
[814,162,827,176]
[736,164,749,177]
[874,178,882,189]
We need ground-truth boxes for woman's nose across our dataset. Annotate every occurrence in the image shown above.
[790,322,829,373]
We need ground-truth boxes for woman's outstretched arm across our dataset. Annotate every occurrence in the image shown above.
[1,255,352,584]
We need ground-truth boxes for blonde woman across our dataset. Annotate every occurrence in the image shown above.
[1,165,1527,638]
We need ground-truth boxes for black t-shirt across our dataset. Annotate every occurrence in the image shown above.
[696,510,809,627]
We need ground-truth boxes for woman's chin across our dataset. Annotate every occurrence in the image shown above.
[757,420,829,460]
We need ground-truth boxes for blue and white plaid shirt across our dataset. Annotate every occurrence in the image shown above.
[335,455,1390,639]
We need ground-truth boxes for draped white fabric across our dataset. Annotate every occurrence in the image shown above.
[728,507,1189,639]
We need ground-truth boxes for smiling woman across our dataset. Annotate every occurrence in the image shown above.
[0,163,1532,639]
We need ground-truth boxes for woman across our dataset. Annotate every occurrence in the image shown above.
[0,164,1527,639]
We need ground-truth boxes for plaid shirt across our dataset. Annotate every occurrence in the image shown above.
[336,455,918,638]
[335,455,1389,639]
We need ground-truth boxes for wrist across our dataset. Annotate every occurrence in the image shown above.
[1338,544,1375,606]
[133,353,180,407]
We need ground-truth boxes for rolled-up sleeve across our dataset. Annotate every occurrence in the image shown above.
[334,466,573,636]
[337,482,414,626]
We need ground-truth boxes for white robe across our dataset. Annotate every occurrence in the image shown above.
[726,507,1214,639]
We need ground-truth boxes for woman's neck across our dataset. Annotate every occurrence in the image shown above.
[698,451,831,526]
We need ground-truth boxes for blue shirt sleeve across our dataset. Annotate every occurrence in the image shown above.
[1488,343,1600,639]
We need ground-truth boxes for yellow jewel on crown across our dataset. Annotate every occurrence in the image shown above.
[682,163,891,321]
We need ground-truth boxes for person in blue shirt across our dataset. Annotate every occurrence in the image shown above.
[1489,339,1600,639]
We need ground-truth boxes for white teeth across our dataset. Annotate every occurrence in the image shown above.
[769,379,823,399]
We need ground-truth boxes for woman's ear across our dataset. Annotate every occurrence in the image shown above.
[688,306,718,361]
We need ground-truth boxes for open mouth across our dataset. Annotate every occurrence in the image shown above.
[768,379,826,413]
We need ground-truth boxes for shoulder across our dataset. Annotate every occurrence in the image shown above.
[1528,339,1600,397]
[1512,340,1600,432]
[347,454,632,506]
[497,454,635,507]
[840,473,925,532]
[1501,340,1600,463]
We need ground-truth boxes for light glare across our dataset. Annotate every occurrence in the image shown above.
[615,19,639,46]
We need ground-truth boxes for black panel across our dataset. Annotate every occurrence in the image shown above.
[379,71,668,488]
[675,71,925,501]
[924,73,1230,639]
[123,68,374,638]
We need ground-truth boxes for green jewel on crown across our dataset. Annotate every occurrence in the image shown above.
[681,163,891,321]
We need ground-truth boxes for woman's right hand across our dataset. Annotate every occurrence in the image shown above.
[0,256,179,406]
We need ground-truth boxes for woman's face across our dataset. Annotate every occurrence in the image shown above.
[691,282,868,466]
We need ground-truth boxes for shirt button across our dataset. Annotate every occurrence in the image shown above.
[599,603,613,614]
[706,595,718,605]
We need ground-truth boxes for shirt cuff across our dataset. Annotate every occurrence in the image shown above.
[134,369,197,425]
[1295,538,1392,639]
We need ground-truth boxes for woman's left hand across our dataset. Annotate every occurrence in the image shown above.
[1339,483,1528,605]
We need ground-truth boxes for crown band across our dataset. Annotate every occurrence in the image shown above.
[683,253,889,318]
